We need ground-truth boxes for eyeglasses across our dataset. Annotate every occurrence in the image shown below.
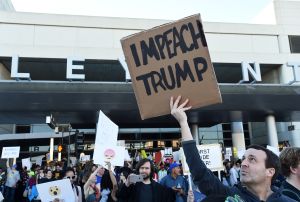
[65,176,76,180]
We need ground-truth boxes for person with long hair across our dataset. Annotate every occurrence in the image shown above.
[118,158,175,202]
[99,162,117,202]
[84,166,101,202]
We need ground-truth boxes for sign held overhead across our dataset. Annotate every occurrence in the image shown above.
[121,14,222,119]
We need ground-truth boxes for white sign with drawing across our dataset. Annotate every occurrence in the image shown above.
[95,111,119,145]
[36,179,75,202]
[93,145,125,166]
[1,147,20,159]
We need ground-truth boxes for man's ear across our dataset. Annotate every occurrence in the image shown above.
[290,166,298,175]
[266,168,275,178]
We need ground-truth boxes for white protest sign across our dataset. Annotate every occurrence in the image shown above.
[173,151,180,163]
[93,145,125,166]
[0,191,4,201]
[164,147,173,156]
[1,147,20,159]
[237,149,245,160]
[70,157,77,166]
[124,150,131,161]
[180,144,223,174]
[267,145,280,156]
[95,111,119,146]
[31,155,44,166]
[36,179,75,202]
[81,155,90,162]
[22,158,31,169]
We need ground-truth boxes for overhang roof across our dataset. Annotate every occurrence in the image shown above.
[0,81,300,128]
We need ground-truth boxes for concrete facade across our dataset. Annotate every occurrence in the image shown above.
[0,0,300,147]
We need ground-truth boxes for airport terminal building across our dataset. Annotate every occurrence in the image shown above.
[0,0,300,159]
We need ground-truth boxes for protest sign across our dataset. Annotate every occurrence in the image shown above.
[267,145,280,156]
[124,150,131,161]
[121,14,222,119]
[1,146,20,159]
[0,191,3,201]
[154,151,162,163]
[95,111,119,146]
[237,149,245,160]
[93,145,125,166]
[36,179,75,202]
[22,158,31,169]
[93,111,120,166]
[81,155,90,162]
[180,144,223,174]
[31,155,44,166]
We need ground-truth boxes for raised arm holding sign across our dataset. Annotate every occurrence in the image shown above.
[170,96,295,202]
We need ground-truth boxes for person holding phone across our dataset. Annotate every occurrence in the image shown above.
[118,158,175,202]
[160,162,188,202]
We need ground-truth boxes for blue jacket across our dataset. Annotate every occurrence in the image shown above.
[182,140,296,202]
[160,174,189,202]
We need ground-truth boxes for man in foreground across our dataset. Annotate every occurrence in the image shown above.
[170,96,296,202]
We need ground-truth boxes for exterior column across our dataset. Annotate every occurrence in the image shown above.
[191,124,199,145]
[49,138,54,161]
[231,122,246,151]
[266,115,279,147]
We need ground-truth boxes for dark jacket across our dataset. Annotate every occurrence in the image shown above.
[118,180,176,202]
[182,140,296,202]
[280,181,300,201]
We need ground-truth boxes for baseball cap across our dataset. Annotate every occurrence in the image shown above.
[168,162,181,172]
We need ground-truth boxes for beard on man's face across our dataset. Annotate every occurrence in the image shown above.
[140,173,150,180]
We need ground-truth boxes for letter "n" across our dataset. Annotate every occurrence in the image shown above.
[241,62,262,82]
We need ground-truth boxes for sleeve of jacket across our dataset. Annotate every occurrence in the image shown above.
[182,140,232,196]
[118,183,134,200]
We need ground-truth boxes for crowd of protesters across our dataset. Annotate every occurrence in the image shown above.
[0,145,299,202]
[0,97,299,202]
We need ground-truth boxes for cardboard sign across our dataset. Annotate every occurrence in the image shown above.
[22,158,31,169]
[93,145,125,167]
[180,144,223,173]
[1,146,20,159]
[36,179,75,202]
[121,14,222,119]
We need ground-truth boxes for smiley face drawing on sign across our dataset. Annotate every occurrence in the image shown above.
[104,148,115,162]
[49,186,61,197]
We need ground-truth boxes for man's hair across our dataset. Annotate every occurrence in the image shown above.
[135,158,154,179]
[247,145,280,183]
[279,147,300,177]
